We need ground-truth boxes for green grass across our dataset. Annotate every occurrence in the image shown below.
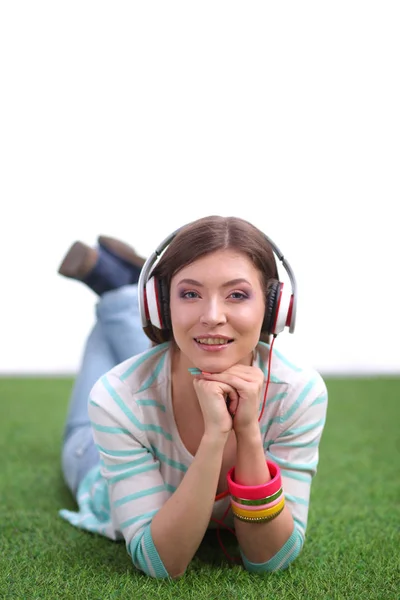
[0,377,399,599]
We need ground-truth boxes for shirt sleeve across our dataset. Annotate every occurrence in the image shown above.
[88,372,171,579]
[268,372,328,539]
[243,371,328,573]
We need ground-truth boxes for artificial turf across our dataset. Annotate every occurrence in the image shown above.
[0,376,399,599]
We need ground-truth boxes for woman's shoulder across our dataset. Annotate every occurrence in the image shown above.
[256,341,327,398]
[89,342,171,407]
[87,343,172,442]
[109,341,171,392]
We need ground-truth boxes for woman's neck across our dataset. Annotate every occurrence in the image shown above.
[171,344,199,407]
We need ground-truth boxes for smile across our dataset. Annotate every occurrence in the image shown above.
[194,337,234,351]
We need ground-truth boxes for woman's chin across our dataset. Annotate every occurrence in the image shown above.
[193,356,248,374]
[178,340,255,372]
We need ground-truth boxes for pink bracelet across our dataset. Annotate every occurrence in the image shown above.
[227,460,282,500]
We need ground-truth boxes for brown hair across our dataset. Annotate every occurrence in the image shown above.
[146,215,279,344]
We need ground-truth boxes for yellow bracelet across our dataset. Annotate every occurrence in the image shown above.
[233,505,285,523]
[231,496,285,520]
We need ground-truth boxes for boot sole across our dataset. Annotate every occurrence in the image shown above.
[58,241,97,280]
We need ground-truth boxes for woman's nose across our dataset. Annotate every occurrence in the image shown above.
[200,299,227,326]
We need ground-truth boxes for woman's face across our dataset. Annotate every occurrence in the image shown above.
[169,249,266,373]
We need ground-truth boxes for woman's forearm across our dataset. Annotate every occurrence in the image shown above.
[234,426,294,563]
[151,433,228,578]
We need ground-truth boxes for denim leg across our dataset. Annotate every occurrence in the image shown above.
[61,320,116,497]
[61,284,151,497]
[96,284,151,364]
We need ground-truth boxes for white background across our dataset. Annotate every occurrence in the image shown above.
[0,2,399,375]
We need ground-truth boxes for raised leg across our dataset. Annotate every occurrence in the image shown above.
[61,319,116,496]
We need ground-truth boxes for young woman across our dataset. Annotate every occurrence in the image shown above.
[58,215,328,579]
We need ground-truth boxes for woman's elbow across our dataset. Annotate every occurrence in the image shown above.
[242,528,305,574]
[168,567,188,580]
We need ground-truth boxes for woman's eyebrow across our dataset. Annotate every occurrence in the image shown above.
[176,278,252,287]
[222,278,252,287]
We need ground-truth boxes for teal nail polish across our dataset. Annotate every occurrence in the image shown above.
[188,368,202,375]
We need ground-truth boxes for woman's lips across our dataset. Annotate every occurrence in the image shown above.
[193,338,233,352]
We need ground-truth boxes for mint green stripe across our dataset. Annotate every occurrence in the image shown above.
[92,423,130,434]
[266,391,287,406]
[258,341,270,350]
[267,451,318,471]
[128,527,169,578]
[260,420,274,433]
[136,399,166,412]
[263,438,274,449]
[259,392,287,412]
[310,393,328,406]
[151,445,188,473]
[280,469,312,483]
[120,343,169,380]
[284,493,309,506]
[101,375,173,441]
[257,343,285,383]
[108,461,159,484]
[277,439,319,448]
[114,484,168,508]
[121,509,158,530]
[89,398,101,408]
[105,454,152,472]
[143,526,169,578]
[265,437,318,450]
[96,444,146,457]
[280,417,326,438]
[294,517,306,533]
[272,348,302,372]
[128,531,149,574]
[260,377,317,433]
[279,531,303,569]
[63,512,101,529]
[278,377,318,424]
[101,375,143,427]
[137,352,167,393]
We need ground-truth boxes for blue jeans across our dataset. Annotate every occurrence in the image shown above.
[61,284,150,498]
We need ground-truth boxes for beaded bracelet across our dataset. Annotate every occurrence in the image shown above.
[227,460,285,523]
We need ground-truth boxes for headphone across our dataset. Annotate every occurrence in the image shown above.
[138,225,297,340]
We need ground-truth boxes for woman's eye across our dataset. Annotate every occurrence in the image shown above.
[229,291,248,300]
[181,291,199,299]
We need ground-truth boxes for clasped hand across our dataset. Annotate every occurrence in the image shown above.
[192,365,265,436]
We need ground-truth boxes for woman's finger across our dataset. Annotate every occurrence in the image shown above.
[201,371,258,394]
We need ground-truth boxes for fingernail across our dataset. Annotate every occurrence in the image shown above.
[188,368,202,375]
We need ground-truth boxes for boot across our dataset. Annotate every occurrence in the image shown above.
[58,240,138,295]
[98,235,146,270]
[58,241,98,281]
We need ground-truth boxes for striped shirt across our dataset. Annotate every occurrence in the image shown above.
[59,341,328,578]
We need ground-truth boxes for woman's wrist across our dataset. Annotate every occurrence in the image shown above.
[234,421,262,442]
[234,423,268,486]
[201,429,230,451]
